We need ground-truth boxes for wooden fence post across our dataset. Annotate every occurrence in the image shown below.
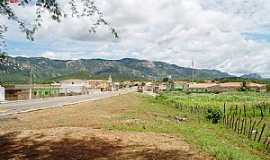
[244,105,247,117]
[223,103,226,125]
[258,124,266,143]
[244,118,247,135]
[248,119,252,138]
[240,118,245,134]
[249,120,257,139]
[234,118,239,132]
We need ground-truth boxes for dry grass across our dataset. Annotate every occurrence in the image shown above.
[0,94,139,131]
[0,93,213,160]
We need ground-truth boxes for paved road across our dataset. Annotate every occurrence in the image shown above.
[0,88,136,117]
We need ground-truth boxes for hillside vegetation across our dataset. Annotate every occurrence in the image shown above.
[0,57,231,84]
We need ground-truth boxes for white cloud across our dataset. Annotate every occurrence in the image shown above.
[2,0,270,78]
[41,51,58,59]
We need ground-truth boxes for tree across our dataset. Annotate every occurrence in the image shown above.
[0,0,118,54]
[240,80,247,91]
[162,77,169,82]
[0,51,6,60]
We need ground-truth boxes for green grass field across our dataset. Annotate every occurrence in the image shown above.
[160,91,270,108]
[108,92,270,160]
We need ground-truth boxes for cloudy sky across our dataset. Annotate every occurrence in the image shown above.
[2,0,270,77]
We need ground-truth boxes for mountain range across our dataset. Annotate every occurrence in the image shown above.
[0,56,238,84]
[240,73,263,79]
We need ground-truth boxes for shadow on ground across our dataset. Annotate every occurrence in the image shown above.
[0,132,201,160]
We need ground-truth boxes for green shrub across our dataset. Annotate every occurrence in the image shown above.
[206,108,223,124]
[267,85,270,92]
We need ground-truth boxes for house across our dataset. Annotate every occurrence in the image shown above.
[137,85,144,92]
[5,85,30,101]
[0,85,5,102]
[174,81,187,91]
[246,83,267,92]
[145,82,154,91]
[88,80,106,89]
[184,82,242,93]
[184,82,267,93]
[88,75,116,92]
[114,82,120,91]
[152,83,167,93]
[4,84,60,101]
[59,79,90,95]
[216,82,243,92]
[184,83,219,93]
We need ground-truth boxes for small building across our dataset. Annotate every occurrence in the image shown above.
[216,82,243,92]
[184,82,267,93]
[145,82,154,91]
[246,83,267,92]
[5,84,60,101]
[174,81,187,91]
[5,86,30,101]
[114,82,120,91]
[88,80,107,90]
[184,83,218,93]
[0,85,5,102]
[153,83,167,93]
[137,85,144,92]
[59,79,90,95]
[88,75,116,92]
[32,84,60,98]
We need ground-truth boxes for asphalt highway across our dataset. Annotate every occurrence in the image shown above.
[0,88,136,117]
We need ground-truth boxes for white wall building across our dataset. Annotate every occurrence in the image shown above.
[59,79,90,95]
[0,85,5,102]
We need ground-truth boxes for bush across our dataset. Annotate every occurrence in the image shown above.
[267,85,270,92]
[206,108,223,124]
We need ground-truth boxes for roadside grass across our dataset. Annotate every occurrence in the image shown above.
[107,94,270,160]
[1,92,269,159]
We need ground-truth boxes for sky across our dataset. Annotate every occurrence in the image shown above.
[1,0,270,78]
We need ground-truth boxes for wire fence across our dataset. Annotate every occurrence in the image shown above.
[163,99,270,152]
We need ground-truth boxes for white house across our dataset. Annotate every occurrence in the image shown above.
[59,79,90,95]
[0,85,5,102]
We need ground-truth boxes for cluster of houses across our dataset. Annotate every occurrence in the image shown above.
[1,75,126,102]
[1,76,268,102]
[137,81,268,94]
[184,82,267,93]
[137,82,174,93]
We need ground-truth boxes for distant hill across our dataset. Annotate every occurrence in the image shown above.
[241,73,262,79]
[0,57,232,84]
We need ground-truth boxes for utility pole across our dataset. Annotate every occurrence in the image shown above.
[192,59,195,82]
[28,61,33,100]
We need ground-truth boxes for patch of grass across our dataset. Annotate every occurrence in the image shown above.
[107,94,270,160]
[161,91,270,109]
